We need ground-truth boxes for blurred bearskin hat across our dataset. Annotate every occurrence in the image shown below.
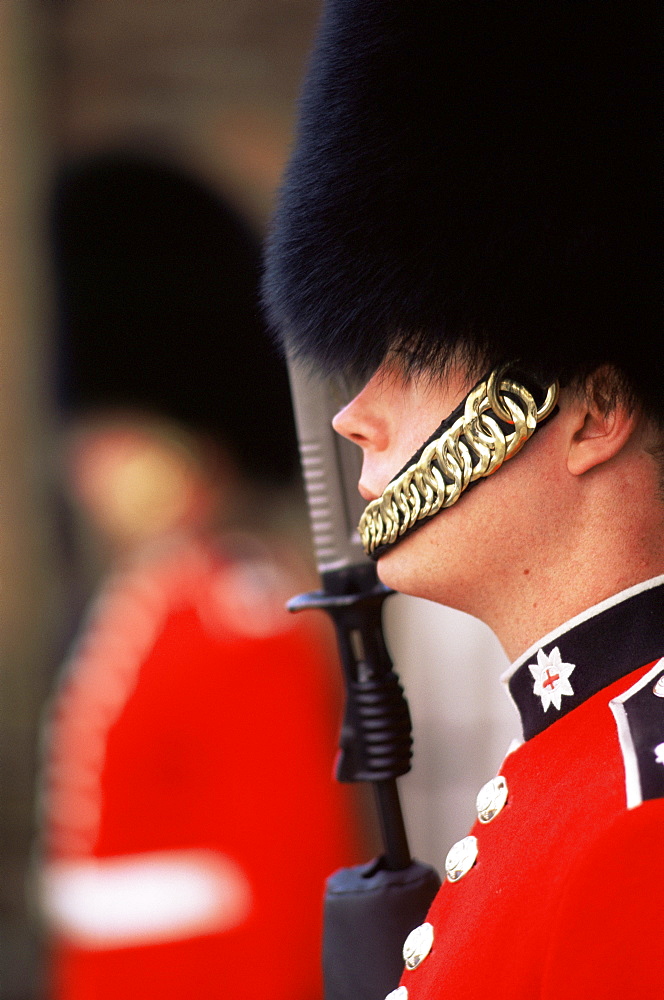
[53,152,298,485]
[264,2,660,419]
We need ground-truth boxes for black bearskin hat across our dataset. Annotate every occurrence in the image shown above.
[264,2,660,420]
[53,152,298,485]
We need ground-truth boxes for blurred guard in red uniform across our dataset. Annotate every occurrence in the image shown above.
[39,155,363,1000]
[263,3,664,998]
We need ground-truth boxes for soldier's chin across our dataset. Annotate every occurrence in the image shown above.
[374,530,427,599]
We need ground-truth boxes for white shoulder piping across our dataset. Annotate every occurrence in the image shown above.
[609,658,664,810]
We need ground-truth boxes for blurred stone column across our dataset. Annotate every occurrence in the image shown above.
[0,3,59,997]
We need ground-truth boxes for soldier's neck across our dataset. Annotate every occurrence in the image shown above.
[491,552,664,664]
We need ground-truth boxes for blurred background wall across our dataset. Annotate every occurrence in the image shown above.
[0,4,61,997]
[46,0,322,227]
[1,3,517,996]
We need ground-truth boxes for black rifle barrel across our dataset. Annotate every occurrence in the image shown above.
[289,577,412,870]
[286,357,441,999]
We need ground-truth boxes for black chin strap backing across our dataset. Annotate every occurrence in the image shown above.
[359,366,559,560]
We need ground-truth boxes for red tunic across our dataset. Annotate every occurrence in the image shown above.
[395,577,664,1000]
[41,537,362,1000]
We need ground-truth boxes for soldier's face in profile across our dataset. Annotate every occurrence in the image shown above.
[332,359,473,509]
[333,357,572,628]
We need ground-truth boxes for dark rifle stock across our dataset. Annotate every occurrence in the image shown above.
[286,358,441,1000]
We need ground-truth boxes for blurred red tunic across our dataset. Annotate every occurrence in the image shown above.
[42,537,361,1000]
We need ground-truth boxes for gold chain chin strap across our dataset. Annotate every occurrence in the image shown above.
[358,368,559,556]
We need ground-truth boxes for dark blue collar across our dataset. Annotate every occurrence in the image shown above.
[506,577,664,741]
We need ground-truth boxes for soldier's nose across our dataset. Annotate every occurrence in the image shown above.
[332,398,389,452]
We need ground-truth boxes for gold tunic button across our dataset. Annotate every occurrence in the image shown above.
[403,921,434,970]
[476,775,509,823]
[445,835,479,883]
[384,989,408,1000]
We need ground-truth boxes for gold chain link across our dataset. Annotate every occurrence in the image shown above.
[358,370,559,556]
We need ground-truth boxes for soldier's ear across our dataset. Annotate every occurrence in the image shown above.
[566,369,640,477]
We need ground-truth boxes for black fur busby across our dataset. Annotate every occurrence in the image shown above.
[53,153,297,484]
[264,2,660,418]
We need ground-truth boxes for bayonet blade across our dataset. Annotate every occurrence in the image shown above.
[286,356,369,581]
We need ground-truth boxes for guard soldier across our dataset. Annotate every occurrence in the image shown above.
[40,154,363,1000]
[263,2,663,997]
